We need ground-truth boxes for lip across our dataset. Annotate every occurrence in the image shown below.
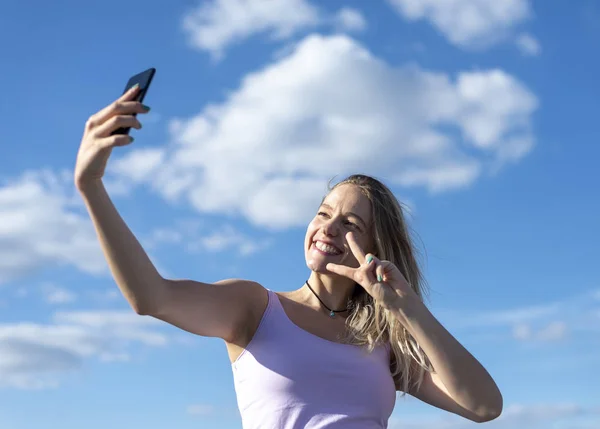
[312,239,343,255]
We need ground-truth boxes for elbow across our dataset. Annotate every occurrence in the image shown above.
[473,395,503,423]
[133,305,151,316]
[130,297,159,316]
[127,279,169,316]
[473,410,501,423]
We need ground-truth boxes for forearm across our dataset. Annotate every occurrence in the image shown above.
[79,180,166,314]
[392,298,503,418]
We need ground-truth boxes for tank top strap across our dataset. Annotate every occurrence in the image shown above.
[248,288,289,342]
[265,288,284,314]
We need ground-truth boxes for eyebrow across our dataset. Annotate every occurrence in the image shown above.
[320,203,368,229]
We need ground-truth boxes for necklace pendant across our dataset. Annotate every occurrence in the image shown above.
[329,310,335,317]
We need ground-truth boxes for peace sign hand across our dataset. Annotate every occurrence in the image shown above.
[325,232,417,310]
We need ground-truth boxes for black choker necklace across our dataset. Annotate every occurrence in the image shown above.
[305,280,349,318]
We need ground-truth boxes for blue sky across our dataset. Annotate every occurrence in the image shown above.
[1,0,599,428]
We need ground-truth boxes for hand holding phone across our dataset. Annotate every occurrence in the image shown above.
[111,67,156,135]
[75,68,156,190]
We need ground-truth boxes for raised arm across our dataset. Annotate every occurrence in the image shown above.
[75,85,263,343]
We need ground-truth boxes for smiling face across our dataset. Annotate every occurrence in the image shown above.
[305,184,374,274]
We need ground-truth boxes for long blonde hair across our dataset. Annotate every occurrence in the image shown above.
[329,174,433,393]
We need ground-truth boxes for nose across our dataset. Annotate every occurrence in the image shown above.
[322,218,339,237]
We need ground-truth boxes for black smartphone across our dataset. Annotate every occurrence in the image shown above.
[112,67,156,135]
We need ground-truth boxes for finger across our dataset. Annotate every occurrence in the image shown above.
[119,83,142,102]
[365,253,385,283]
[86,85,144,130]
[325,262,356,279]
[357,259,380,295]
[93,100,149,127]
[94,115,142,137]
[375,260,385,283]
[346,232,366,264]
[361,255,379,282]
[96,134,134,150]
[114,101,151,115]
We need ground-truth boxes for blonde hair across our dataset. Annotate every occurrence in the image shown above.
[328,174,433,393]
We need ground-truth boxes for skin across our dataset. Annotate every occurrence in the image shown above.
[268,184,376,349]
[283,183,503,423]
[77,86,502,424]
[296,183,376,314]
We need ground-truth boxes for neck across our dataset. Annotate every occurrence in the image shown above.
[302,272,355,312]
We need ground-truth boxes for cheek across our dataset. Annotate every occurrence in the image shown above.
[342,252,360,268]
[304,221,318,248]
[344,235,372,266]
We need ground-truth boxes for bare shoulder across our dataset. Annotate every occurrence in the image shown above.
[151,277,268,343]
[216,278,270,337]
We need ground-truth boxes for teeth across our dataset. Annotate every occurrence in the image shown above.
[315,241,341,255]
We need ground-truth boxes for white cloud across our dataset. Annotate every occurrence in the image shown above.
[187,404,215,416]
[0,310,167,389]
[467,302,560,326]
[182,0,370,59]
[110,34,536,230]
[141,220,267,256]
[442,289,599,343]
[141,219,204,251]
[0,170,107,284]
[512,323,531,341]
[390,402,600,429]
[516,32,541,56]
[87,288,121,303]
[182,0,320,59]
[193,225,266,256]
[512,321,567,342]
[536,321,567,341]
[40,283,77,305]
[99,352,130,363]
[108,147,166,184]
[104,147,166,197]
[333,8,367,32]
[143,227,184,250]
[386,0,531,49]
[14,287,28,298]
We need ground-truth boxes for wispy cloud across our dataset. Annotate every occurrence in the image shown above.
[0,310,168,390]
[193,225,268,256]
[182,0,321,60]
[0,170,107,284]
[181,0,369,60]
[440,289,600,343]
[333,8,367,33]
[141,220,268,256]
[516,32,542,56]
[110,34,537,230]
[186,404,215,416]
[512,320,567,342]
[385,0,532,50]
[40,283,77,305]
[390,402,600,429]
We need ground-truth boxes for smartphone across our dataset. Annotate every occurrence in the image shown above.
[112,67,156,135]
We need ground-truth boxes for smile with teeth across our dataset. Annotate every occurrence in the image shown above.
[314,241,343,255]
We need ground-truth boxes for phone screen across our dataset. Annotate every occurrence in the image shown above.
[112,67,156,135]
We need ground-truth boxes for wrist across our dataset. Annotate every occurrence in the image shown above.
[76,179,105,196]
[391,294,428,326]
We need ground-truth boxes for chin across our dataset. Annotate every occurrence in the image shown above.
[306,256,333,274]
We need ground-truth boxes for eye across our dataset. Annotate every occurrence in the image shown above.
[317,211,329,218]
[344,220,360,231]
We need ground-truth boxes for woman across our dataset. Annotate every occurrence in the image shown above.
[75,85,503,428]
